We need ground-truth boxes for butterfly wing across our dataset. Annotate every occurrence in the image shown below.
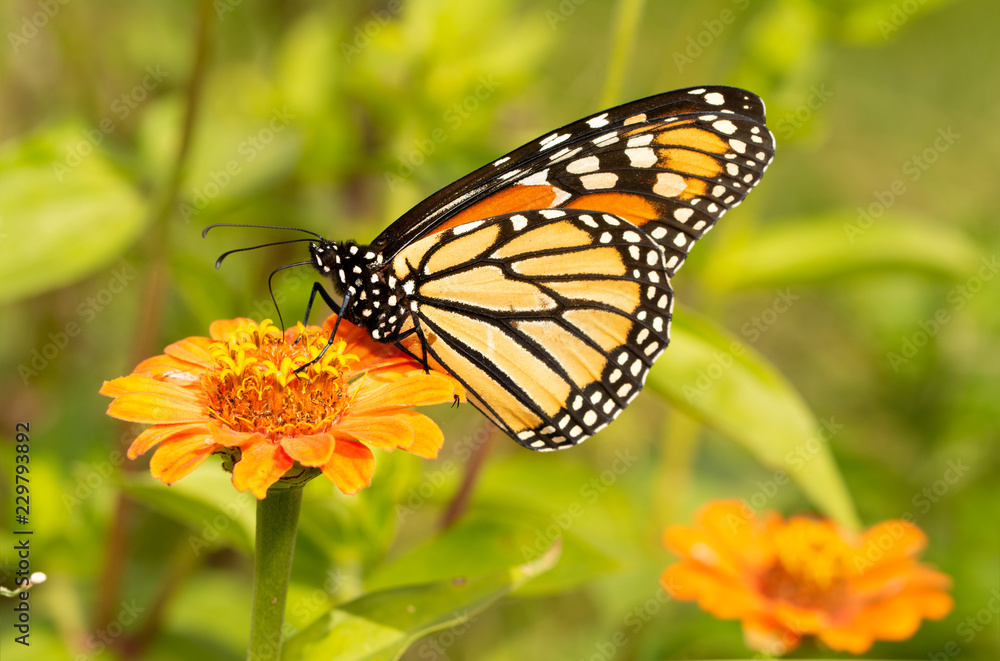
[373,85,774,277]
[389,208,674,450]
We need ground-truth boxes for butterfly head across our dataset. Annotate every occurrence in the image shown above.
[309,239,383,298]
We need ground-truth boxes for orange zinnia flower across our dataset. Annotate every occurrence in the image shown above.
[661,500,953,655]
[101,316,465,498]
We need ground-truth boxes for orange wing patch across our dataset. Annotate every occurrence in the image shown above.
[562,308,635,352]
[515,319,606,389]
[544,279,641,315]
[567,193,661,225]
[419,304,571,420]
[418,265,557,313]
[658,149,721,179]
[491,220,593,259]
[422,335,544,433]
[424,222,501,275]
[656,127,729,154]
[429,185,560,236]
[511,247,626,278]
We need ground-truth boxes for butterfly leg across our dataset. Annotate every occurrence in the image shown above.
[303,281,342,325]
[294,289,352,374]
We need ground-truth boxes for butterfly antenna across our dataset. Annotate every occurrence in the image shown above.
[213,238,316,269]
[202,223,323,239]
[266,261,311,331]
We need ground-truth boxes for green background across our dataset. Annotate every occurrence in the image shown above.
[1,0,997,659]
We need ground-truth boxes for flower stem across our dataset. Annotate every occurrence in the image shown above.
[96,0,215,632]
[599,0,647,107]
[248,487,303,661]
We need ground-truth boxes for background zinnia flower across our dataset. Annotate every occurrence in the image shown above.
[660,500,953,655]
[101,316,465,498]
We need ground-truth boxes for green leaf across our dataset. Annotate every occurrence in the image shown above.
[281,543,560,661]
[119,469,256,554]
[365,510,616,597]
[704,212,980,291]
[0,124,147,304]
[647,307,859,529]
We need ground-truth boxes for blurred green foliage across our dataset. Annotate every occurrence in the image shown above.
[1,0,997,659]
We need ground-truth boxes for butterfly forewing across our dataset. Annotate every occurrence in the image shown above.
[388,209,673,450]
[373,85,774,279]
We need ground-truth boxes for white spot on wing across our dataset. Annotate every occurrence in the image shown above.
[540,133,571,150]
[625,147,657,168]
[566,156,600,174]
[587,113,610,128]
[454,220,484,235]
[704,92,725,106]
[550,146,583,162]
[580,172,618,190]
[592,131,619,147]
[713,119,738,135]
[653,172,686,198]
[519,169,550,187]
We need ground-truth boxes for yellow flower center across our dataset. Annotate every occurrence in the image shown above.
[759,520,850,611]
[202,319,358,438]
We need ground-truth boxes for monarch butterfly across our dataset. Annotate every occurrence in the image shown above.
[220,86,774,451]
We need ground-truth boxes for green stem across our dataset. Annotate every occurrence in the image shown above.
[248,487,303,661]
[653,409,701,531]
[599,0,647,108]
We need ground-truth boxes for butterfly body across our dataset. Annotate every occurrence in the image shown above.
[308,86,774,451]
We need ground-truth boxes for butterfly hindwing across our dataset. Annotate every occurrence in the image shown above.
[389,208,674,450]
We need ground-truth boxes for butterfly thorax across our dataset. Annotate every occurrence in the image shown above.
[309,239,413,343]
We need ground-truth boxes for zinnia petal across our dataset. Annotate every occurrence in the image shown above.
[163,336,214,367]
[352,373,462,411]
[281,433,335,467]
[129,422,211,458]
[661,562,763,619]
[148,431,218,484]
[663,525,747,581]
[334,415,415,450]
[697,500,774,572]
[232,441,294,499]
[207,423,260,448]
[209,317,257,341]
[321,438,375,495]
[104,375,206,424]
[815,625,875,655]
[392,410,444,458]
[132,354,202,381]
